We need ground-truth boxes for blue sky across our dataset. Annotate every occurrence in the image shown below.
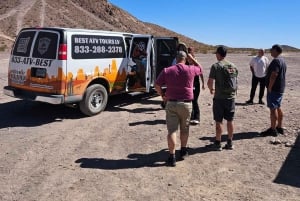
[108,0,300,49]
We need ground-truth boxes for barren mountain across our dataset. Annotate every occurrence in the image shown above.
[0,0,212,52]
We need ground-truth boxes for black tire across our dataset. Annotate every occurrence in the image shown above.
[79,84,108,116]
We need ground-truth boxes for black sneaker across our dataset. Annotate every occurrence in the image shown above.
[224,143,234,150]
[260,128,278,137]
[179,148,189,160]
[245,100,253,105]
[276,127,284,135]
[206,143,222,151]
[166,155,176,167]
[258,100,265,105]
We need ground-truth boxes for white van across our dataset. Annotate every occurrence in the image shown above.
[3,27,178,116]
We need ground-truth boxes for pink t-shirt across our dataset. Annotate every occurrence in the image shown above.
[155,64,202,100]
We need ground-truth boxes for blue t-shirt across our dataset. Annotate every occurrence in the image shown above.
[266,57,287,93]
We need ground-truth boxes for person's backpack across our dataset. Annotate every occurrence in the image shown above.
[220,62,238,95]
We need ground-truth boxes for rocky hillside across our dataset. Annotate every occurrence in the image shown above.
[0,0,214,53]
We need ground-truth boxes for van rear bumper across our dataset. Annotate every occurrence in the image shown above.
[3,86,64,104]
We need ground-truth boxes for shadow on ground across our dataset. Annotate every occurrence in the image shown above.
[199,131,260,142]
[273,134,300,188]
[0,100,85,129]
[0,92,162,129]
[75,149,169,169]
[106,92,162,113]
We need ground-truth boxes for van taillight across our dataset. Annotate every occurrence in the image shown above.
[58,44,67,60]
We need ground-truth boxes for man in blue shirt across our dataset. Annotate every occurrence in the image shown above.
[260,44,287,136]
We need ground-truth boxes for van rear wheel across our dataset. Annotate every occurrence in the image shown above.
[79,84,108,116]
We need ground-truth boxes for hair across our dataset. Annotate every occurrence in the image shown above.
[272,44,283,54]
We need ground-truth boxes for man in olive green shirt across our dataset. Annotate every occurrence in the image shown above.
[207,45,238,151]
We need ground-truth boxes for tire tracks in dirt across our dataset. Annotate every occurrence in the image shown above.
[40,0,46,27]
[0,0,37,36]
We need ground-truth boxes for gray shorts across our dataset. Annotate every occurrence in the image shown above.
[213,98,235,122]
[165,101,192,134]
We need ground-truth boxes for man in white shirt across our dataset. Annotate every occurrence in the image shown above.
[246,49,269,104]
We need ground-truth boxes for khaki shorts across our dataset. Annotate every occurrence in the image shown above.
[165,101,192,134]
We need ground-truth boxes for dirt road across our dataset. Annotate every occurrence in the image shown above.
[0,52,299,201]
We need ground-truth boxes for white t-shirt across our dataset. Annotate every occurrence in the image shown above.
[249,56,269,78]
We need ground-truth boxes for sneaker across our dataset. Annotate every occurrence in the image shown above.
[179,148,189,160]
[224,143,234,150]
[166,155,176,167]
[206,142,222,151]
[193,120,200,124]
[245,100,253,105]
[260,128,278,137]
[258,100,265,105]
[276,127,284,135]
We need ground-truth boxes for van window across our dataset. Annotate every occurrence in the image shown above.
[32,31,59,59]
[71,35,125,59]
[12,31,36,57]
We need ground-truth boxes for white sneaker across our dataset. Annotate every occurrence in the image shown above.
[190,120,196,124]
[193,120,200,124]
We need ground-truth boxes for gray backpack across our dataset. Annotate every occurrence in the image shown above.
[220,62,238,94]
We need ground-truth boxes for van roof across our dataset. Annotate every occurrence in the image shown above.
[20,27,152,37]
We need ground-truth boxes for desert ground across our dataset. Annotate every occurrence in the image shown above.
[0,51,299,201]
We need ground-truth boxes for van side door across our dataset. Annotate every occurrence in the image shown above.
[153,37,178,82]
[126,35,152,92]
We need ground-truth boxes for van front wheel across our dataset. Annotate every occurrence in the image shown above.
[79,84,108,116]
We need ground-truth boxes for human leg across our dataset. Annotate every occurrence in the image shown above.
[260,105,278,136]
[247,75,258,103]
[270,108,278,129]
[277,107,283,128]
[261,92,282,136]
[212,99,224,141]
[207,99,225,151]
[223,121,234,149]
[167,132,177,155]
[227,121,234,141]
[165,102,179,164]
[276,107,284,134]
[179,102,192,158]
[191,87,200,123]
[205,121,223,151]
[258,77,266,104]
[179,102,192,148]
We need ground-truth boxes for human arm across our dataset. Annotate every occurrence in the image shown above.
[207,78,214,94]
[267,71,278,93]
[207,65,216,94]
[187,53,201,67]
[250,65,254,74]
[200,74,205,90]
[155,84,167,102]
[249,58,255,74]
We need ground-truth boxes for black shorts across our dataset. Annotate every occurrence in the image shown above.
[213,98,235,122]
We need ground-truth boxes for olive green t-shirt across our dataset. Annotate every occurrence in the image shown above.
[209,60,237,99]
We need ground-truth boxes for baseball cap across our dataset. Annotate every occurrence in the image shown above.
[214,45,227,57]
[176,51,187,59]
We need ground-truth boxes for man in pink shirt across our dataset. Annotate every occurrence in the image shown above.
[155,51,203,167]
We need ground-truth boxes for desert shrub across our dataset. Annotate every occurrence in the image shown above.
[0,45,7,52]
